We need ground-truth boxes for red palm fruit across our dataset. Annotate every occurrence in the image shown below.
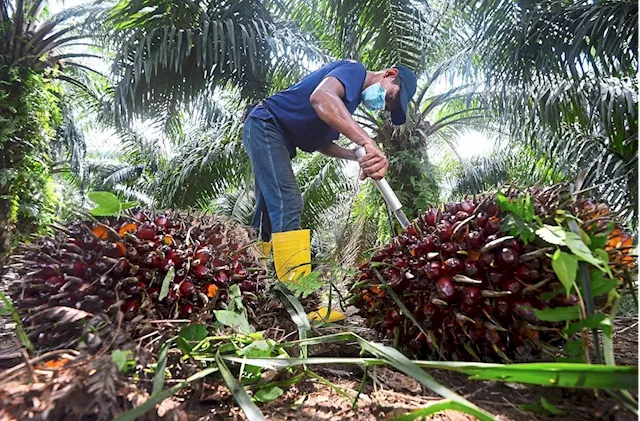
[444,202,457,214]
[435,277,456,301]
[459,303,480,317]
[466,230,485,249]
[496,247,519,268]
[443,258,463,276]
[233,262,247,277]
[179,280,196,297]
[504,238,522,253]
[180,303,194,318]
[500,279,522,295]
[512,300,536,322]
[37,264,59,278]
[136,223,156,240]
[143,252,162,269]
[154,215,170,229]
[84,251,98,265]
[514,265,539,282]
[161,257,176,272]
[459,200,475,214]
[485,217,500,235]
[162,290,179,306]
[61,261,86,277]
[464,261,480,277]
[425,261,443,279]
[133,210,146,222]
[435,221,452,242]
[424,209,438,226]
[81,234,98,251]
[194,247,212,264]
[166,250,183,267]
[192,264,210,280]
[419,236,438,253]
[487,269,508,285]
[45,275,65,290]
[462,287,481,306]
[440,242,458,257]
[114,259,130,276]
[147,287,160,300]
[473,212,488,228]
[137,270,154,285]
[214,271,229,285]
[123,298,140,314]
[478,252,495,269]
[126,281,146,295]
[455,211,470,222]
[555,293,579,306]
[494,298,510,318]
[239,280,256,292]
[174,267,187,282]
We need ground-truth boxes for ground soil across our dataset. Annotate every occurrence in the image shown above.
[1,298,638,421]
[163,315,639,421]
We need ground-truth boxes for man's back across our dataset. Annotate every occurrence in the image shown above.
[252,60,367,154]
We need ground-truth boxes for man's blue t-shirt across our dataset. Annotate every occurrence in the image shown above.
[248,60,366,157]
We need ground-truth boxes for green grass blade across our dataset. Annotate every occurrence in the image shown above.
[389,399,493,421]
[152,338,174,395]
[0,291,34,352]
[215,351,265,421]
[229,331,496,420]
[224,357,638,390]
[273,282,310,358]
[114,367,218,421]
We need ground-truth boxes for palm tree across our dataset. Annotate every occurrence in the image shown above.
[0,0,98,262]
[98,0,330,126]
[358,56,485,221]
[454,0,638,223]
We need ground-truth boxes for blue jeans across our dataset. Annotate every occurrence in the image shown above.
[242,114,303,242]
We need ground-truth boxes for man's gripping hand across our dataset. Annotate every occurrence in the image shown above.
[358,141,388,180]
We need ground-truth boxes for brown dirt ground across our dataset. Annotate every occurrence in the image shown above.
[174,316,639,421]
[1,301,638,421]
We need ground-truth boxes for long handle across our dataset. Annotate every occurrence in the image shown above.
[354,146,402,212]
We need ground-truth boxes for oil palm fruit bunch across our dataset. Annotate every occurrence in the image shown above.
[350,184,635,362]
[7,210,267,348]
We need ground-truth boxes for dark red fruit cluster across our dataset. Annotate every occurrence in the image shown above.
[351,193,629,362]
[9,210,267,347]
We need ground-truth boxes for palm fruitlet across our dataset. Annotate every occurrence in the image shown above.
[7,210,267,348]
[350,185,635,362]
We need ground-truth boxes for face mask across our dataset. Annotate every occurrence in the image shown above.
[361,80,388,111]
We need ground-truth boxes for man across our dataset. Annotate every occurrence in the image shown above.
[243,60,417,288]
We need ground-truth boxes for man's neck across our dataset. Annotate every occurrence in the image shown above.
[363,71,385,89]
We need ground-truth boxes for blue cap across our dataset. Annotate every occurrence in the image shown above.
[390,65,418,125]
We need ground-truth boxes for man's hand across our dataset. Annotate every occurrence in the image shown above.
[358,142,388,180]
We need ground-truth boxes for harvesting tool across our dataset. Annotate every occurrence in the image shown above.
[356,146,410,229]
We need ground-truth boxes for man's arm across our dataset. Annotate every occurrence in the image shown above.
[319,142,357,161]
[310,77,388,180]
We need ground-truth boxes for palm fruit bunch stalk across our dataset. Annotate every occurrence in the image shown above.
[6,210,267,349]
[350,184,636,362]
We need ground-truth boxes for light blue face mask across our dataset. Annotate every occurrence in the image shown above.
[361,80,389,111]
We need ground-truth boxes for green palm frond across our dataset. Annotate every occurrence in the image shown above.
[100,0,331,124]
[294,152,357,231]
[155,119,249,208]
[279,0,445,71]
[460,0,638,82]
[1,0,100,70]
[52,102,87,175]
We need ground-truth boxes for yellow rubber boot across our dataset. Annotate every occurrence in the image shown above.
[272,229,344,323]
[272,229,311,283]
[258,241,272,258]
